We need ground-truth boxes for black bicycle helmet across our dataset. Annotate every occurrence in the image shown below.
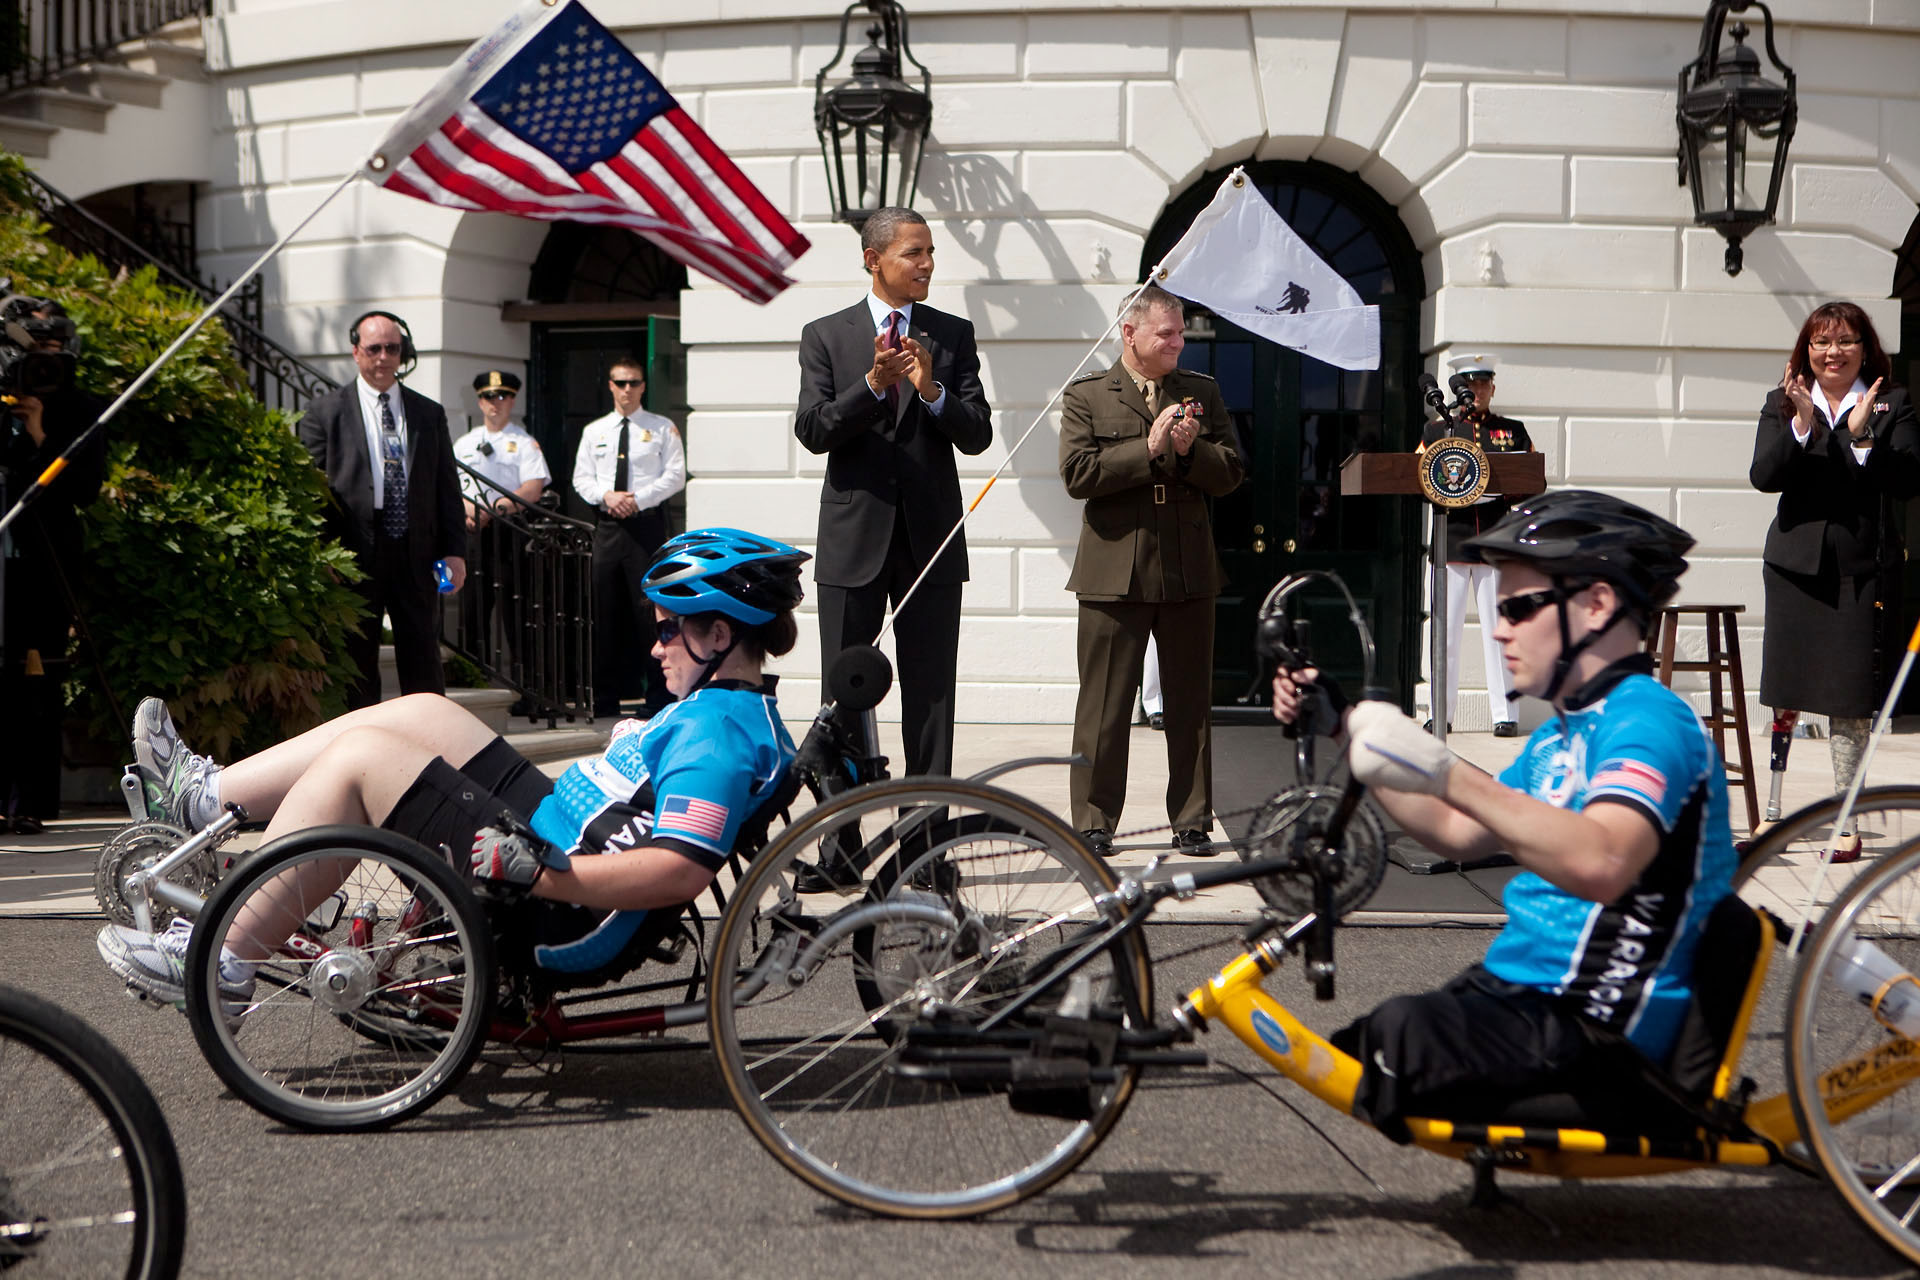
[1462,490,1694,705]
[1460,489,1693,613]
[642,527,809,625]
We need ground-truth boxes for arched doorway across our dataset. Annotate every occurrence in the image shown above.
[518,224,689,525]
[1140,161,1427,707]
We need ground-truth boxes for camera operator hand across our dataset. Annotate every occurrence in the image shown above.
[10,395,45,447]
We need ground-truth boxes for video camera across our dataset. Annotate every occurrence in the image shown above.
[0,280,78,400]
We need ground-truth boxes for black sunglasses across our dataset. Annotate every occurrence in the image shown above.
[1495,588,1564,625]
[478,389,515,402]
[656,615,686,645]
[611,378,644,389]
[359,342,405,357]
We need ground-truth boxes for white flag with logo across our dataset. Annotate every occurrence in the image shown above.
[1156,169,1379,371]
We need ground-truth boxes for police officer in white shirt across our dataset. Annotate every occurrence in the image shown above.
[454,370,553,712]
[571,356,686,718]
[455,370,551,527]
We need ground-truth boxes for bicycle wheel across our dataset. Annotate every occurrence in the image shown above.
[708,778,1154,1219]
[1734,787,1920,946]
[183,826,493,1132]
[1786,837,1920,1267]
[0,984,187,1279]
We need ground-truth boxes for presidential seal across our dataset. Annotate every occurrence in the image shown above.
[1419,436,1490,509]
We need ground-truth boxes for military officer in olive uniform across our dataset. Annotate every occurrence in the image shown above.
[1060,285,1245,858]
[1419,352,1534,736]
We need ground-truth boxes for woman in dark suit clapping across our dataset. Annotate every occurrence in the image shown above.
[1750,301,1920,857]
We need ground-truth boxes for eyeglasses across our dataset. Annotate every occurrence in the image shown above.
[1809,337,1863,353]
[1495,588,1565,625]
[358,342,405,357]
[477,390,516,402]
[610,378,644,389]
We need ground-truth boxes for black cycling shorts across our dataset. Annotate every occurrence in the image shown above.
[380,737,554,869]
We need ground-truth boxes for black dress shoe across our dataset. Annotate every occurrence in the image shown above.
[1420,719,1452,733]
[10,816,44,835]
[1082,828,1114,858]
[1171,829,1216,857]
[1148,713,1165,731]
[1493,720,1519,738]
[793,827,866,894]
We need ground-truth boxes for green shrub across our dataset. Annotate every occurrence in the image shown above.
[0,152,367,759]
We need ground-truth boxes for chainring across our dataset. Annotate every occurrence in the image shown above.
[92,820,210,928]
[1236,785,1388,921]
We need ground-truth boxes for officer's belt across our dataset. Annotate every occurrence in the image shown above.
[1150,481,1206,505]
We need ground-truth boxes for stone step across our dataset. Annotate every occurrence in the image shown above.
[0,87,112,132]
[112,36,205,82]
[54,62,167,109]
[0,114,55,158]
[503,726,607,767]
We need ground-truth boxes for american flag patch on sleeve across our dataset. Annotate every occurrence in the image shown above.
[658,795,729,842]
[1590,759,1668,807]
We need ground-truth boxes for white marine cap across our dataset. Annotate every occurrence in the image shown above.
[1446,352,1498,377]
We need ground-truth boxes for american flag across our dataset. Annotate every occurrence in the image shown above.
[365,0,809,303]
[658,795,730,843]
[1590,758,1668,807]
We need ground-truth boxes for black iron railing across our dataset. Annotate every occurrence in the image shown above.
[1,0,209,94]
[24,170,339,413]
[443,461,598,726]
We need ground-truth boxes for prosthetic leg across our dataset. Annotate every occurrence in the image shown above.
[1755,708,1799,838]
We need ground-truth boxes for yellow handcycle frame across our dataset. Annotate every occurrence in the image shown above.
[1178,907,1920,1183]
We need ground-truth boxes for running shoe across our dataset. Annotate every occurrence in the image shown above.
[131,697,217,832]
[97,918,255,1021]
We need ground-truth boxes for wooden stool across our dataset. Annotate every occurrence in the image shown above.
[1645,605,1760,831]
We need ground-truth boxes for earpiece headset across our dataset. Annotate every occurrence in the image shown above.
[348,309,418,379]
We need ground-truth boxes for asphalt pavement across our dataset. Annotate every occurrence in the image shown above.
[4,717,1920,1277]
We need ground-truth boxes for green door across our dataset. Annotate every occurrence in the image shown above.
[1144,162,1428,708]
[527,318,688,532]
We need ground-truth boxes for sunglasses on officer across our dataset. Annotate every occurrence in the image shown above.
[477,389,515,402]
[610,378,644,389]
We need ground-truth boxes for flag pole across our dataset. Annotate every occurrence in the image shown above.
[871,277,1156,650]
[1786,613,1920,955]
[0,167,363,540]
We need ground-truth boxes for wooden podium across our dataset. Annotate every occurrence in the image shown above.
[1339,450,1546,743]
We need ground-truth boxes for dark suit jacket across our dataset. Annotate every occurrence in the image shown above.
[297,380,467,567]
[794,300,993,588]
[1059,362,1244,602]
[1749,384,1920,577]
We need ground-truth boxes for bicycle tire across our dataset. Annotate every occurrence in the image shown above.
[708,778,1154,1219]
[1785,836,1920,1268]
[1734,787,1920,945]
[0,984,187,1279]
[184,826,493,1132]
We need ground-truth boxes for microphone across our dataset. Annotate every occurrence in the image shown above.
[1418,372,1450,420]
[1447,372,1478,411]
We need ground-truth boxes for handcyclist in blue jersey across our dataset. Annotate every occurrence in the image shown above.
[1271,491,1736,1140]
[99,529,805,1006]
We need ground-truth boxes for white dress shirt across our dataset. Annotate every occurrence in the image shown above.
[1791,376,1873,464]
[454,421,551,505]
[354,375,408,512]
[572,407,686,513]
[864,294,947,415]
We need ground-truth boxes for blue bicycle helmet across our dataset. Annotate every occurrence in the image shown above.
[642,528,809,626]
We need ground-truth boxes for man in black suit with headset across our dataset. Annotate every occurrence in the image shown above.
[795,207,993,782]
[298,310,467,710]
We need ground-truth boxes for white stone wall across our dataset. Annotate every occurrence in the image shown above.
[174,2,1920,722]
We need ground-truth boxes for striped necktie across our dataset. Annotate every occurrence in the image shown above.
[379,391,407,538]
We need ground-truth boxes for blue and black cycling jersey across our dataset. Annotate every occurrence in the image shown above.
[529,677,795,869]
[1482,655,1737,1060]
